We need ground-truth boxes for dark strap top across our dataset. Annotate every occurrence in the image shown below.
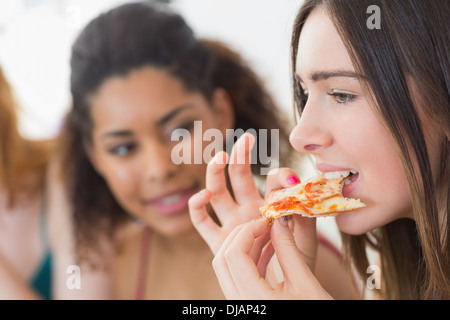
[29,193,52,300]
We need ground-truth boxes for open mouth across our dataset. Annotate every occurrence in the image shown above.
[324,170,359,186]
[322,170,360,199]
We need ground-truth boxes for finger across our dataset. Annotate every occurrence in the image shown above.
[206,151,237,220]
[290,214,318,270]
[188,189,222,253]
[272,217,333,299]
[228,133,261,205]
[249,222,272,266]
[265,167,301,198]
[212,223,247,299]
[223,219,274,298]
[256,241,275,279]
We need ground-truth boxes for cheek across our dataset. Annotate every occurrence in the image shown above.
[340,106,405,189]
[359,120,409,200]
[108,166,138,192]
[95,157,141,209]
[192,162,209,188]
[336,119,412,234]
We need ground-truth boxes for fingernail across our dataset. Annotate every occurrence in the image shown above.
[287,175,300,185]
[279,216,289,226]
[198,189,205,196]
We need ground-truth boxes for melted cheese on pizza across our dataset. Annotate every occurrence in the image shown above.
[260,174,365,223]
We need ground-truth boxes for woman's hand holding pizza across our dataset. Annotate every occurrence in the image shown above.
[211,216,332,299]
[189,133,331,299]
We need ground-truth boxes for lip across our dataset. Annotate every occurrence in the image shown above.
[143,185,198,217]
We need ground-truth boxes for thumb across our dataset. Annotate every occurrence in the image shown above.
[290,214,318,271]
[270,217,314,287]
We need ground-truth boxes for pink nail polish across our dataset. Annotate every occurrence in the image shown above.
[287,175,300,185]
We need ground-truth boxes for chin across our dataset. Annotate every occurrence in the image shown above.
[151,213,196,237]
[335,209,375,236]
[335,201,414,236]
[161,223,195,237]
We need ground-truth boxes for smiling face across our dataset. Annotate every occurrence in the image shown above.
[87,66,233,236]
[290,7,413,235]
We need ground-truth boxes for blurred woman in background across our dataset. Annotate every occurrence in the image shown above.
[0,65,54,299]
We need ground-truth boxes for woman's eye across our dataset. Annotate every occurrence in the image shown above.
[178,121,195,131]
[168,121,196,139]
[328,92,355,104]
[108,143,136,156]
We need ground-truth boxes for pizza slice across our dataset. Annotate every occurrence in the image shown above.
[259,171,365,223]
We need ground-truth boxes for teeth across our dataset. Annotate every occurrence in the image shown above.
[324,170,350,180]
[350,169,358,174]
[161,194,182,205]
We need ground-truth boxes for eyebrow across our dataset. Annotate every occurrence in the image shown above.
[101,130,133,140]
[101,104,194,140]
[155,104,194,126]
[297,70,364,83]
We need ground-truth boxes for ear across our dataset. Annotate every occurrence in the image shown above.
[84,140,104,177]
[211,88,235,134]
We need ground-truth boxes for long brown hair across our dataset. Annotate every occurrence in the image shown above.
[59,2,295,260]
[0,66,53,207]
[291,0,450,299]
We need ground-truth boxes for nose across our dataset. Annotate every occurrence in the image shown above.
[143,140,179,183]
[289,100,333,154]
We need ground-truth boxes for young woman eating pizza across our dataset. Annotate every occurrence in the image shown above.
[189,0,450,299]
